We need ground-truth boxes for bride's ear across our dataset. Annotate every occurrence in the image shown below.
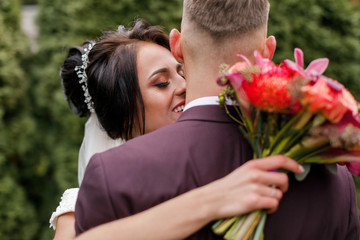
[169,29,184,62]
[262,35,276,60]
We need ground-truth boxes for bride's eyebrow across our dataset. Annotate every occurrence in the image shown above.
[148,68,168,80]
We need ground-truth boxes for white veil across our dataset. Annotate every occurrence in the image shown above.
[78,113,125,184]
[50,114,124,229]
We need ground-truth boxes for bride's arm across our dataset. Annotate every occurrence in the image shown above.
[50,188,79,240]
[53,115,125,240]
[53,213,76,240]
[76,156,303,240]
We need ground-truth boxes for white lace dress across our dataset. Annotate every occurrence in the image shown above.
[49,113,124,229]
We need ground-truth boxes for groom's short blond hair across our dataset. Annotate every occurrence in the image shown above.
[184,0,270,38]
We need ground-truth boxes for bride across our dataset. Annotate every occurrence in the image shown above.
[50,19,303,240]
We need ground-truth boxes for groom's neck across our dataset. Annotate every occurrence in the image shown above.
[183,58,226,104]
[181,26,264,104]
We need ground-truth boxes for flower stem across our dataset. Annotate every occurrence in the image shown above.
[267,110,306,154]
[271,121,312,155]
[296,145,331,164]
[294,111,313,129]
[232,210,261,240]
[224,104,244,126]
[224,216,246,239]
[281,124,312,153]
[213,217,238,235]
[285,137,329,160]
[253,210,267,240]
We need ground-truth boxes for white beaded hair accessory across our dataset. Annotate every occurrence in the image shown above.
[74,42,95,113]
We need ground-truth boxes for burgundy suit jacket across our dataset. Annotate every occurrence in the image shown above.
[75,105,360,239]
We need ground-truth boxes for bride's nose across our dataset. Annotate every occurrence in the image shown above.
[174,76,186,96]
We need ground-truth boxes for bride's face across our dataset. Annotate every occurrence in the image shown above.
[137,42,186,135]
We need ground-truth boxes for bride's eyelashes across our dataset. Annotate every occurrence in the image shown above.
[150,64,184,88]
[154,80,170,88]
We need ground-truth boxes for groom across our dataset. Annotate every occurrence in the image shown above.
[76,0,360,239]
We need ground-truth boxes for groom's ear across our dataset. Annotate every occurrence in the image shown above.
[262,35,276,60]
[169,29,184,62]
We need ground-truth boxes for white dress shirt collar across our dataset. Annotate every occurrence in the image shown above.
[184,96,235,112]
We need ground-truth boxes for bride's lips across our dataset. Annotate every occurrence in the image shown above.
[172,100,186,113]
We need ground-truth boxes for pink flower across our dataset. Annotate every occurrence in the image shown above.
[228,61,249,74]
[301,76,358,123]
[254,51,277,72]
[338,157,360,176]
[312,149,360,176]
[345,161,360,176]
[281,48,358,123]
[216,60,249,87]
[309,112,360,151]
[282,48,329,82]
[323,150,360,176]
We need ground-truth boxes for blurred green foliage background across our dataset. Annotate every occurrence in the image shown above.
[0,0,359,239]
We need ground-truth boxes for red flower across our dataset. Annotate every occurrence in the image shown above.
[224,52,303,113]
[242,66,302,113]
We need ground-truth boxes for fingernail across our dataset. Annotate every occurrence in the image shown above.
[299,165,305,173]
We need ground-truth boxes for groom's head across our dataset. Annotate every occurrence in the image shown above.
[171,0,275,66]
[183,0,270,37]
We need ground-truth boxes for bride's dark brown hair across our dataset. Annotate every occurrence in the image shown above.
[60,19,170,140]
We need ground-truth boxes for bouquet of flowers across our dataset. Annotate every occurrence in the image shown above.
[212,48,360,240]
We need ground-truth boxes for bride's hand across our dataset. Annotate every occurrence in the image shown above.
[200,155,304,220]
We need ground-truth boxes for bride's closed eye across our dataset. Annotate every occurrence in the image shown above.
[148,67,170,88]
[151,73,170,88]
[154,80,170,88]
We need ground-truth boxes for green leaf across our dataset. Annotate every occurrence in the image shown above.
[268,110,306,154]
[312,113,326,127]
[295,163,311,181]
[326,164,338,175]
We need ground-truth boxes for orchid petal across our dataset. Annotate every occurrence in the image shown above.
[305,58,329,76]
[225,73,246,91]
[282,59,306,76]
[294,48,304,68]
[254,51,264,66]
[254,51,275,71]
[236,54,252,67]
[324,77,343,92]
[228,61,249,74]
